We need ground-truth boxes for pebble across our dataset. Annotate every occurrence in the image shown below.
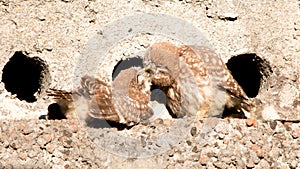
[63,130,73,137]
[256,159,270,169]
[245,119,258,127]
[69,124,79,133]
[269,121,277,130]
[199,156,207,165]
[246,160,255,168]
[190,127,197,136]
[163,119,173,126]
[46,143,56,154]
[10,140,20,150]
[58,136,73,148]
[192,146,199,153]
[154,118,163,124]
[18,151,27,161]
[251,144,264,158]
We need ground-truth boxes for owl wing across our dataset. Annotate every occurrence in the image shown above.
[188,45,254,113]
[86,77,120,122]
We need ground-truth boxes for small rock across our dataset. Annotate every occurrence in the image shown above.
[235,157,246,168]
[222,157,231,164]
[43,134,53,144]
[163,119,173,126]
[63,149,70,156]
[22,125,33,135]
[246,160,255,168]
[64,163,71,169]
[256,159,270,169]
[63,130,72,137]
[218,133,225,139]
[213,160,226,168]
[52,157,61,164]
[251,145,264,158]
[290,160,298,168]
[186,140,192,146]
[190,127,197,136]
[2,140,9,148]
[246,119,257,127]
[199,156,207,165]
[154,118,163,124]
[191,154,200,162]
[59,136,73,148]
[290,130,300,139]
[192,146,200,153]
[18,152,27,160]
[46,143,56,154]
[10,140,20,150]
[28,149,38,158]
[269,121,277,130]
[37,134,52,147]
[69,124,79,133]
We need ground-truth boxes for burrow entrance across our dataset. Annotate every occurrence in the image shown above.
[2,51,51,102]
[226,53,272,98]
[112,57,144,80]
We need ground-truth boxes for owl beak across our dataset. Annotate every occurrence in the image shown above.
[144,66,156,77]
[144,66,151,73]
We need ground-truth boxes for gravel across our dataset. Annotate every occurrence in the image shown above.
[0,118,299,168]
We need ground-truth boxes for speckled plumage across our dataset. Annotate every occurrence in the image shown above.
[47,67,153,125]
[144,42,254,118]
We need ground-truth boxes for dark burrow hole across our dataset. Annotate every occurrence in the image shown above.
[2,51,51,102]
[222,53,272,118]
[226,53,272,98]
[112,57,143,80]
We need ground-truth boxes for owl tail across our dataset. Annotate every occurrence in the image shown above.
[46,88,73,101]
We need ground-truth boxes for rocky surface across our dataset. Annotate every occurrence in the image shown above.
[0,118,299,168]
[0,0,299,168]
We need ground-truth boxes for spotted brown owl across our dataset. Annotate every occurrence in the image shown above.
[47,67,153,126]
[144,42,254,118]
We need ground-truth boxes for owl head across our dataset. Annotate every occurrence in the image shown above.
[112,67,153,124]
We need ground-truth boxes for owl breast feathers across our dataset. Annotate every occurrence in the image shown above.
[47,42,255,125]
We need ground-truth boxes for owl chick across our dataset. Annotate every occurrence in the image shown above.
[187,45,254,116]
[47,67,153,126]
[144,42,254,118]
[144,42,213,118]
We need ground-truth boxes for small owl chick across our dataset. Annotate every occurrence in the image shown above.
[47,67,153,126]
[144,42,254,118]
